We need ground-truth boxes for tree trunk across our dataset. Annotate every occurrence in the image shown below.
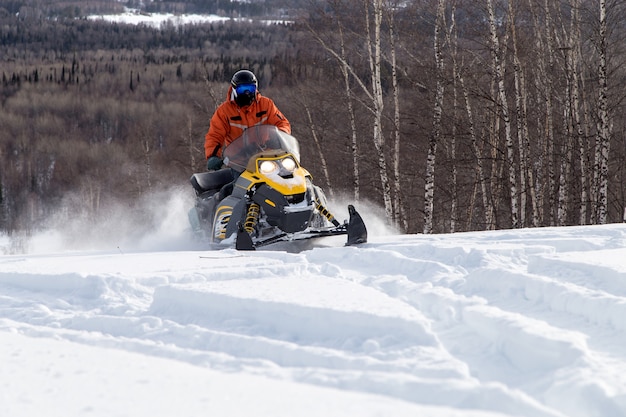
[448,0,459,232]
[303,102,333,198]
[569,0,588,225]
[557,40,574,227]
[338,24,360,202]
[448,3,492,230]
[509,1,538,227]
[530,0,557,226]
[595,0,611,224]
[388,9,405,230]
[487,0,518,228]
[424,0,445,234]
[366,0,393,221]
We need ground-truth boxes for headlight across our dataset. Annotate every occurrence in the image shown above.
[259,157,297,176]
[259,160,279,174]
[281,157,296,172]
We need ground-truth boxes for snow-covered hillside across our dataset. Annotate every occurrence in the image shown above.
[2,199,626,416]
[87,10,230,27]
[86,8,290,27]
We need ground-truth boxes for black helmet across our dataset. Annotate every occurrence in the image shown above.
[231,70,258,107]
[231,70,257,88]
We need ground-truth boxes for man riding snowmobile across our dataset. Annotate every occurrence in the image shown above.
[188,125,367,250]
[188,70,366,250]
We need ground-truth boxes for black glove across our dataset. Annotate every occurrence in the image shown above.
[207,156,223,171]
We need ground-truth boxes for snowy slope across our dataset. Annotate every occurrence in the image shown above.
[86,9,290,27]
[87,10,230,27]
[2,207,626,416]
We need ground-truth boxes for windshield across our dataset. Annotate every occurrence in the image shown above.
[222,125,300,172]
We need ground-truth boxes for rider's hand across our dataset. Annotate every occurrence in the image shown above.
[207,156,223,171]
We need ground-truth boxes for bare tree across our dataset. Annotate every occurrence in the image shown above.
[424,0,446,234]
[306,0,393,221]
[302,100,334,198]
[366,0,393,221]
[386,3,406,230]
[487,0,518,228]
[566,0,589,225]
[445,1,494,230]
[528,0,558,226]
[337,23,361,201]
[594,0,611,224]
[508,1,539,227]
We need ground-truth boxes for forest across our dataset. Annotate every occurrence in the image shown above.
[1,0,625,246]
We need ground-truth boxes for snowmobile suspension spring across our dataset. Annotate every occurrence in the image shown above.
[244,203,260,233]
[315,201,340,227]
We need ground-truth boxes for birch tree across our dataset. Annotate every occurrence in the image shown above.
[302,100,334,198]
[556,46,573,227]
[446,1,493,230]
[594,0,611,224]
[528,0,558,226]
[423,0,445,234]
[365,0,393,221]
[487,0,518,228]
[307,0,393,221]
[567,0,589,225]
[387,5,406,229]
[338,24,360,201]
[508,1,539,227]
[446,1,458,232]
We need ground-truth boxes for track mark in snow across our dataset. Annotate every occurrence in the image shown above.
[3,225,626,417]
[149,275,436,347]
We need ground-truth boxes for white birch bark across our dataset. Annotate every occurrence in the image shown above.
[557,82,572,226]
[569,0,588,225]
[448,2,458,232]
[487,0,518,228]
[508,1,534,227]
[449,64,458,233]
[530,0,557,225]
[365,0,393,221]
[423,0,445,234]
[595,0,611,224]
[388,9,405,229]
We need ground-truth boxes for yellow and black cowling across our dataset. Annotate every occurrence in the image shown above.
[240,150,315,233]
[207,125,310,243]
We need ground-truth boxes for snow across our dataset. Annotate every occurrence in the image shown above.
[2,191,626,417]
[86,8,291,28]
[86,9,231,27]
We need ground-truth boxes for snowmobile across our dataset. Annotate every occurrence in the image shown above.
[188,125,368,250]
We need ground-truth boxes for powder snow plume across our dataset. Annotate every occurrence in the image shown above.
[1,187,393,255]
[1,186,202,255]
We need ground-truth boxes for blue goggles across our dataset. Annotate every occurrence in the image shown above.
[235,83,257,96]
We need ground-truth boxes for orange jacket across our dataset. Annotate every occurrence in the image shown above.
[204,87,291,159]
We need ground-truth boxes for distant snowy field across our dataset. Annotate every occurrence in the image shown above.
[86,8,290,27]
[87,9,230,27]
[2,185,626,416]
